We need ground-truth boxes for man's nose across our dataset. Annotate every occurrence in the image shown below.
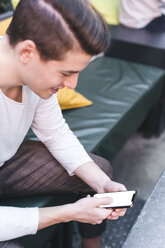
[63,74,79,89]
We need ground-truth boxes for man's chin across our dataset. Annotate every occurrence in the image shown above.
[39,94,53,99]
[34,91,53,100]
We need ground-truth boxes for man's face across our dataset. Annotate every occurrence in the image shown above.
[22,49,92,99]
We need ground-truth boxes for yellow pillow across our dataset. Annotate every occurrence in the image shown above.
[0,17,12,36]
[57,87,93,110]
[92,0,120,25]
[11,0,20,9]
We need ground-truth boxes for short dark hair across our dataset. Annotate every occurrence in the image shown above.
[7,0,110,61]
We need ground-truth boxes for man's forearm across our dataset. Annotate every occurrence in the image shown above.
[38,197,113,231]
[38,204,74,230]
[74,161,111,193]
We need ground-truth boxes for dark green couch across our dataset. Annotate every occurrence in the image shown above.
[1,56,165,248]
[64,57,165,159]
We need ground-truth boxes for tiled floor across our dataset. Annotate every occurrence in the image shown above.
[72,196,144,248]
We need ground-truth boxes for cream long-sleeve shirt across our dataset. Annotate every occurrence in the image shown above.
[119,0,165,28]
[0,86,92,241]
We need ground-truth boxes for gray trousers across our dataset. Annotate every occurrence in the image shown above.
[0,140,112,247]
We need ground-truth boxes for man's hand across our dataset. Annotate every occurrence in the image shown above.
[75,161,127,220]
[38,177,127,231]
[102,180,127,220]
[73,196,114,225]
[39,195,115,230]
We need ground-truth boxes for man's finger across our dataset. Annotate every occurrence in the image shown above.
[94,197,113,207]
[115,208,127,216]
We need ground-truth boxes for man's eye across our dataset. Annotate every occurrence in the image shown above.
[62,73,70,77]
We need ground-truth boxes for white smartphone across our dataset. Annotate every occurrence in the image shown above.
[94,190,137,209]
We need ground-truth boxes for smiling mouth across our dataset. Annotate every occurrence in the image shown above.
[51,88,59,94]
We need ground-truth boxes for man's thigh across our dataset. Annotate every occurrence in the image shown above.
[0,140,112,198]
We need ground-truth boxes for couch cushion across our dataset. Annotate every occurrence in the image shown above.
[62,57,165,160]
[27,56,165,159]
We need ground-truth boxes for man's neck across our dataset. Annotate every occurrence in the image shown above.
[0,35,20,89]
[1,86,23,103]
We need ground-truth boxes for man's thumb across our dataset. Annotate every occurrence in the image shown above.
[96,197,113,207]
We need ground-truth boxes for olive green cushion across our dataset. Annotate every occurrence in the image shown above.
[27,56,165,159]
[62,57,165,160]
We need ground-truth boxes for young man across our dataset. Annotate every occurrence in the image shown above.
[0,0,127,247]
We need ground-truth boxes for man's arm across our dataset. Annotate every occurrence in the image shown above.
[31,94,93,176]
[74,161,127,220]
[38,161,127,232]
[0,196,113,241]
[38,196,113,230]
[74,161,111,192]
[32,95,127,221]
[39,161,127,230]
[0,206,39,241]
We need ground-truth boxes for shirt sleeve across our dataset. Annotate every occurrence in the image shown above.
[0,207,39,241]
[31,94,93,175]
[119,0,161,28]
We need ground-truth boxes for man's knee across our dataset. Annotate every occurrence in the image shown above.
[0,240,23,248]
[88,153,112,179]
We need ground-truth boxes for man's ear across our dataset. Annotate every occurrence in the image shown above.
[17,40,37,64]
